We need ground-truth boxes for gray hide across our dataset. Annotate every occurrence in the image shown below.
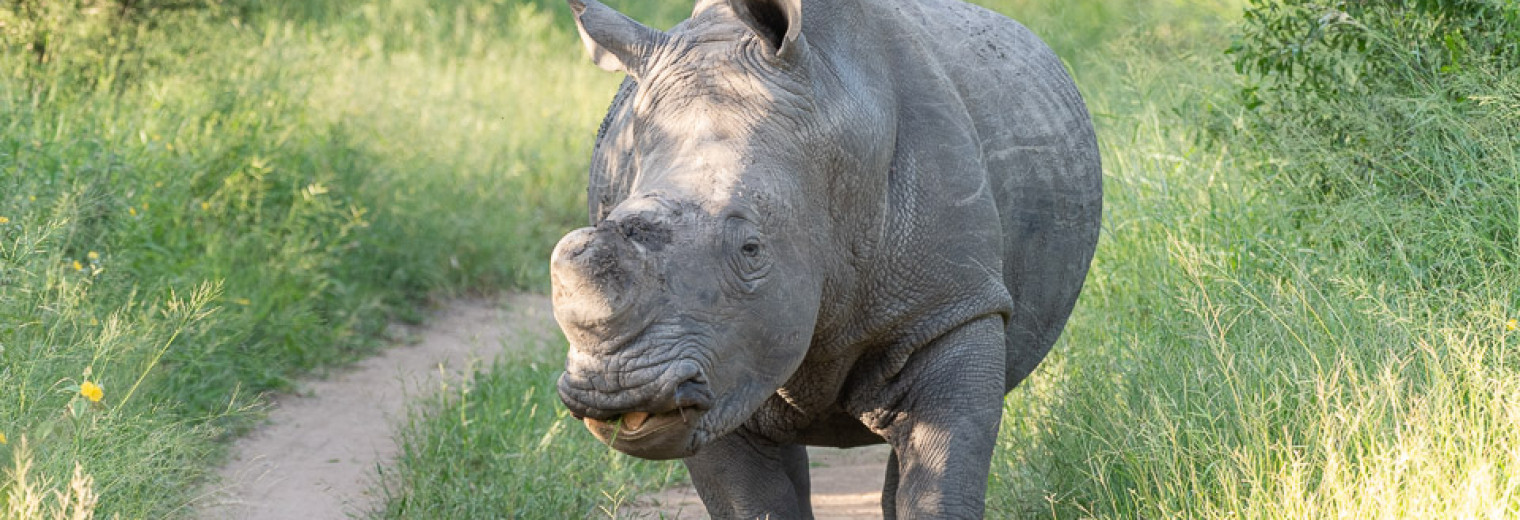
[550,0,1100,517]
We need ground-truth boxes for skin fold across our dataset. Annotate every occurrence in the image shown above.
[549,0,1101,517]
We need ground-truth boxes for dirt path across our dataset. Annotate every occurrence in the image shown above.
[194,294,560,519]
[193,293,889,519]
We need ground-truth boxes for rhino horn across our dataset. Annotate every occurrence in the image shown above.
[567,0,666,76]
[727,0,804,59]
[549,225,647,345]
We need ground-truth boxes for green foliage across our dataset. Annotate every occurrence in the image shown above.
[1228,0,1520,106]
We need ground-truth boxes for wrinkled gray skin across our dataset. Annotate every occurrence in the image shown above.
[550,0,1100,517]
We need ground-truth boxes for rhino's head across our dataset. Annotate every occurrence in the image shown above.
[551,0,887,459]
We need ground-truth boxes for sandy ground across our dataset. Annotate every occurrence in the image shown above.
[193,293,890,520]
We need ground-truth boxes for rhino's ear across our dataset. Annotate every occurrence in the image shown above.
[568,0,665,77]
[727,0,804,61]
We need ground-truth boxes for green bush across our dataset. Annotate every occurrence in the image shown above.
[1228,0,1519,102]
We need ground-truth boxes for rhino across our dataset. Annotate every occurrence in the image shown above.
[549,0,1101,516]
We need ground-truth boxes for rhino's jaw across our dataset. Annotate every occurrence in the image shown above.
[583,408,705,459]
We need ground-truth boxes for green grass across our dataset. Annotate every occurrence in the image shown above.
[377,347,684,518]
[2,0,1515,518]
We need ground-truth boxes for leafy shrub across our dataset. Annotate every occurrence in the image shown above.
[1228,0,1519,106]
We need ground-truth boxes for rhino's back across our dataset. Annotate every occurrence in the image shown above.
[869,0,1103,388]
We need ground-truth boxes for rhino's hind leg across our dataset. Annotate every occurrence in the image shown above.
[683,432,813,519]
[871,315,1007,519]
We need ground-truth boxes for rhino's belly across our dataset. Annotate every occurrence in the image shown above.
[791,409,885,448]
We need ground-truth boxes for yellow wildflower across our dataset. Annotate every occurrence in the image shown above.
[72,260,84,271]
[201,201,211,211]
[87,251,100,261]
[0,216,9,224]
[0,431,6,445]
[129,207,137,216]
[1508,319,1518,332]
[80,381,103,403]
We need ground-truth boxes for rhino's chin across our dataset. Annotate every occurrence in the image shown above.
[584,408,705,460]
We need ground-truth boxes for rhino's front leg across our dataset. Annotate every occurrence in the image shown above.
[683,429,813,519]
[875,315,1007,519]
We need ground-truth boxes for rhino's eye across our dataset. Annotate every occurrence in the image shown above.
[740,241,761,257]
[723,218,771,293]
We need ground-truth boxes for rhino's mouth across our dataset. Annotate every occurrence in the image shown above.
[584,408,706,459]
